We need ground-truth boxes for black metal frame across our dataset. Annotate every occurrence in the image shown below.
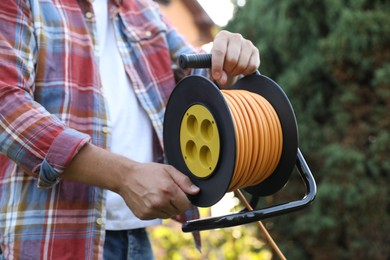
[182,149,316,232]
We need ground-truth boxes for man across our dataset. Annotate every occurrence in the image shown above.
[0,0,260,258]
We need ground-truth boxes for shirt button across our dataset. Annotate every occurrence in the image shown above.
[145,31,152,37]
[96,218,104,225]
[85,12,93,19]
[102,126,109,134]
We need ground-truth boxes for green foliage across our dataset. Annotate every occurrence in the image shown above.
[224,0,390,259]
[149,208,273,259]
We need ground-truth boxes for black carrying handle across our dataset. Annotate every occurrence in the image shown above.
[179,53,212,69]
[179,53,261,75]
[182,149,317,232]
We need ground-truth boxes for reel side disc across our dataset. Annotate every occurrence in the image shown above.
[163,75,236,207]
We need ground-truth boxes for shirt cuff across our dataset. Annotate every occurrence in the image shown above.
[35,128,91,189]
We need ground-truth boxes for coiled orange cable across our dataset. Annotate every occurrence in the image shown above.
[221,90,283,191]
[222,89,286,259]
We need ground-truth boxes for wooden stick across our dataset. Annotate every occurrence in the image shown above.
[234,189,286,260]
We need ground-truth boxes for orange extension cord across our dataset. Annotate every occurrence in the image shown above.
[221,89,286,260]
[221,90,283,191]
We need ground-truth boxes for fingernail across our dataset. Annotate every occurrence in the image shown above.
[219,75,227,85]
[191,184,200,192]
[213,71,220,79]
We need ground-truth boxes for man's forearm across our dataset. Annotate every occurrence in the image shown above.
[61,142,199,220]
[61,142,127,193]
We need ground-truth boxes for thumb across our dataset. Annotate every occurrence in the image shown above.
[168,168,200,195]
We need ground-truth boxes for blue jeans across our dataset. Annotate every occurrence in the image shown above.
[103,228,154,260]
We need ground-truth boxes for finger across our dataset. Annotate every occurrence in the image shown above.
[211,31,229,82]
[169,192,192,214]
[223,34,244,75]
[233,49,260,77]
[167,166,200,195]
[143,193,183,219]
[220,71,228,85]
[156,185,191,217]
[158,208,176,219]
[133,206,169,220]
[229,40,256,76]
[241,48,260,76]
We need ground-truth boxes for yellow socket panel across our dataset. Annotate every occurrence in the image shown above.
[180,104,220,178]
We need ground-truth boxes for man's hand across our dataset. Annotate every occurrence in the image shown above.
[211,30,260,85]
[62,143,199,220]
[117,162,199,219]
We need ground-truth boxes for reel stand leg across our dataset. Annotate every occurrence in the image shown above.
[182,149,317,232]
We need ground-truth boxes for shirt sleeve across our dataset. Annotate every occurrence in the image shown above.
[156,4,210,78]
[0,0,90,189]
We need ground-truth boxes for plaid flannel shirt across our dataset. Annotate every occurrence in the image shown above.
[0,0,206,258]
